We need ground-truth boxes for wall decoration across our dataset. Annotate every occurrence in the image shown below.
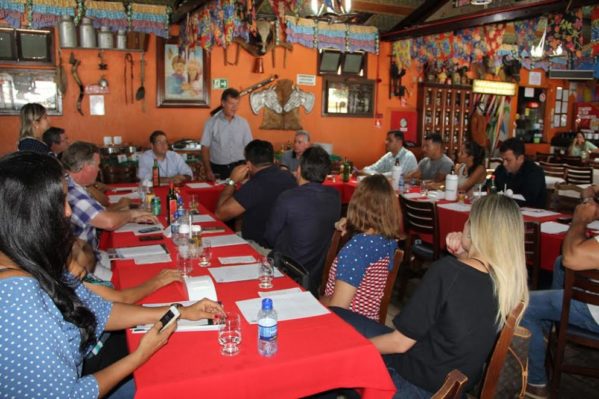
[0,68,62,115]
[30,0,76,29]
[322,77,374,117]
[250,79,314,130]
[156,36,210,108]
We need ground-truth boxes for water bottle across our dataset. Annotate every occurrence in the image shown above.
[257,298,278,357]
[391,159,402,191]
[445,173,458,201]
[398,173,405,194]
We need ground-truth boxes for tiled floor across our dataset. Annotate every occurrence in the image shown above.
[386,277,599,398]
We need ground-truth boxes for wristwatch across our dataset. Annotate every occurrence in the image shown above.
[225,178,236,187]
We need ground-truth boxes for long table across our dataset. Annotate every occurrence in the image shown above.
[103,189,395,399]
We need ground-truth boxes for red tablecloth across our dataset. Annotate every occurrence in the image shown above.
[107,200,395,398]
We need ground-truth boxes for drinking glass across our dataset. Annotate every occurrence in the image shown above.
[218,312,242,356]
[199,240,212,267]
[420,180,429,196]
[177,246,193,278]
[258,256,274,289]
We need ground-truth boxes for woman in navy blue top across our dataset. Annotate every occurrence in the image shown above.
[0,153,223,398]
[18,103,51,153]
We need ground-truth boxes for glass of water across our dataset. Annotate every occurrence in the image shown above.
[218,311,242,356]
[258,256,274,289]
[199,239,212,267]
[177,246,193,278]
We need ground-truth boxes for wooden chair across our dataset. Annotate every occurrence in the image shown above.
[565,165,593,185]
[525,221,541,290]
[559,155,583,166]
[547,269,599,396]
[432,369,468,399]
[478,302,526,399]
[536,152,555,163]
[378,249,404,324]
[320,229,350,297]
[539,161,566,179]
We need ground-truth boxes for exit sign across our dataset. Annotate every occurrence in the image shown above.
[212,78,228,89]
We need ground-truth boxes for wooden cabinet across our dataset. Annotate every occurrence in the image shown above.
[417,83,472,158]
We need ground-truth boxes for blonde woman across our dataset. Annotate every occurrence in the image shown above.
[321,174,403,321]
[332,194,528,397]
[18,103,51,153]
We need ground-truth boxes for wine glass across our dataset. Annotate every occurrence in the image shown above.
[258,256,274,289]
[218,312,242,356]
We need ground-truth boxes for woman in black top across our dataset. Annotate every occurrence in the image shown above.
[18,103,51,153]
[333,195,529,397]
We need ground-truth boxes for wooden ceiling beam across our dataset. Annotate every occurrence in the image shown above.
[171,0,210,23]
[389,0,449,31]
[382,0,598,42]
[351,1,415,16]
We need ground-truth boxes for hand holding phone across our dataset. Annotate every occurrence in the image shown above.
[159,305,181,332]
[134,307,179,363]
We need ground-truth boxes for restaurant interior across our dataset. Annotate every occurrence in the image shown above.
[2,0,599,398]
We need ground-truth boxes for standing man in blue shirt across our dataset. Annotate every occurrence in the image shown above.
[201,89,253,180]
[265,146,341,293]
[137,130,193,184]
[363,130,418,176]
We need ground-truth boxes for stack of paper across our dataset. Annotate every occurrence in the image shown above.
[207,234,247,248]
[132,301,220,333]
[236,291,330,324]
[115,245,171,265]
[521,208,560,218]
[133,254,172,265]
[186,182,213,189]
[208,264,283,283]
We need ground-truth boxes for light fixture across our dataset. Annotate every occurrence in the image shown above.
[470,0,492,5]
[551,43,563,57]
[530,27,546,59]
[308,0,356,23]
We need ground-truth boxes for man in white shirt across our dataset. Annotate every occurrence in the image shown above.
[363,130,417,176]
[201,88,253,180]
[137,130,193,184]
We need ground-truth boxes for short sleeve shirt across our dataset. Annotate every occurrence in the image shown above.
[0,275,112,398]
[67,176,104,255]
[364,147,418,176]
[417,155,454,181]
[325,233,397,320]
[137,150,193,182]
[200,112,252,165]
[233,165,297,246]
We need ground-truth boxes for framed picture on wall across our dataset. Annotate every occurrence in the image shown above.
[322,77,374,117]
[0,68,62,115]
[156,36,210,108]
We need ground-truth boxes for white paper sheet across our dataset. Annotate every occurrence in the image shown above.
[186,182,213,189]
[133,254,172,265]
[132,301,220,333]
[541,221,570,235]
[116,244,167,258]
[437,202,472,212]
[258,288,302,297]
[115,223,164,235]
[587,221,599,230]
[208,234,247,248]
[545,176,565,189]
[208,264,283,283]
[218,256,257,265]
[520,208,560,218]
[109,185,138,192]
[236,291,330,324]
[192,214,215,223]
[108,192,140,204]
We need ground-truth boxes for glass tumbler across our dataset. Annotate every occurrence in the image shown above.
[218,312,242,356]
[258,256,274,289]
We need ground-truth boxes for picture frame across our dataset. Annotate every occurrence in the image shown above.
[156,36,210,108]
[322,77,374,117]
[0,68,62,115]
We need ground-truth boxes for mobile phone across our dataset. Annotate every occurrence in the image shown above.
[139,226,161,234]
[159,305,181,332]
[139,234,163,241]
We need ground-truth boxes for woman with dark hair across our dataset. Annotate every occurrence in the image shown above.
[321,174,403,321]
[18,103,51,153]
[568,131,598,157]
[455,141,487,192]
[0,152,223,398]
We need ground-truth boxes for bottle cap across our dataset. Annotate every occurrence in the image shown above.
[261,298,273,310]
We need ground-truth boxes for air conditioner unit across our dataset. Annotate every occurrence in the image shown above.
[548,70,594,80]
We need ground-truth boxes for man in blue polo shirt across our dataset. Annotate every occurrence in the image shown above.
[215,140,296,249]
[264,146,341,293]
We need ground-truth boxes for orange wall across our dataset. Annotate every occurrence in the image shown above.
[1,32,411,168]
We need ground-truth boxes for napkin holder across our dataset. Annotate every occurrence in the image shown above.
[184,275,217,301]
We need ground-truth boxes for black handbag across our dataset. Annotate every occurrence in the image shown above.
[269,251,310,290]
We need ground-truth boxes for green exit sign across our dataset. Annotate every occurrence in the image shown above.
[212,78,228,89]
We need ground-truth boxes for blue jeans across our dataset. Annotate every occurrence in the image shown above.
[520,257,599,385]
[330,307,433,399]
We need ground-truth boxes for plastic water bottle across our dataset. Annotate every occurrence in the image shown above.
[257,298,278,357]
[391,159,402,191]
[398,173,405,194]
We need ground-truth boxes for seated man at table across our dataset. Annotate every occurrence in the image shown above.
[521,199,599,399]
[494,137,546,209]
[137,130,193,184]
[42,126,69,158]
[279,130,311,174]
[265,146,341,293]
[363,130,417,176]
[215,139,297,251]
[406,133,453,183]
[63,141,159,263]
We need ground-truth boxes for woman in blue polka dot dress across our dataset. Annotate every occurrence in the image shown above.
[0,153,223,399]
[321,174,403,321]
